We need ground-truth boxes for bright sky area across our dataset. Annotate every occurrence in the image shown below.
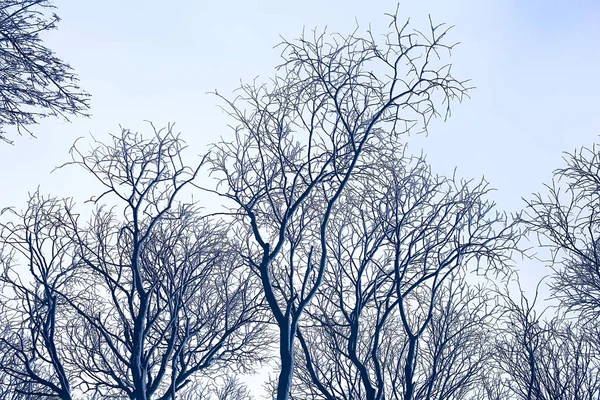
[0,0,599,394]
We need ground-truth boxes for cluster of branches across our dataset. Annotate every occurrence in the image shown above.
[458,141,600,400]
[208,9,470,399]
[486,284,600,400]
[1,5,599,400]
[287,146,518,400]
[485,142,600,400]
[0,126,266,399]
[0,0,89,143]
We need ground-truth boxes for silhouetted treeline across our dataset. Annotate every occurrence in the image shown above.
[0,6,598,400]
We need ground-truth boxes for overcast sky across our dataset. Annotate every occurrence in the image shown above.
[0,0,598,395]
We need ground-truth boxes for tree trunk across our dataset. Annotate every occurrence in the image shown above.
[276,324,294,400]
[404,336,417,400]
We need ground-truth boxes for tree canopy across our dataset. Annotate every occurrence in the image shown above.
[0,5,598,400]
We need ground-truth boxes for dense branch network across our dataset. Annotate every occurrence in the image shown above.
[0,6,599,400]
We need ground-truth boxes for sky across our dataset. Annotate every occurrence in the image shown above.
[1,0,599,210]
[0,0,599,395]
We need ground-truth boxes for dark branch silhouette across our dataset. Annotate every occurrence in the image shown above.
[209,9,469,399]
[289,146,518,400]
[0,0,90,144]
[0,126,266,399]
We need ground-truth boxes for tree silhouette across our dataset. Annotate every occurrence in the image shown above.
[209,9,469,399]
[288,145,518,400]
[0,126,266,399]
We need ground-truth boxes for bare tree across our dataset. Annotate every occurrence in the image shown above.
[177,375,254,400]
[288,147,517,400]
[525,142,600,325]
[0,0,90,143]
[208,9,469,399]
[503,140,600,400]
[0,126,266,399]
[0,193,77,399]
[490,283,600,400]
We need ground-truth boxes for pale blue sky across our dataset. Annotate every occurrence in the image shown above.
[2,0,599,213]
[0,0,598,290]
[0,1,598,395]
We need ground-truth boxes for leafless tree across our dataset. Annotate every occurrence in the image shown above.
[0,0,90,143]
[287,147,518,400]
[525,142,600,326]
[501,140,600,400]
[489,283,600,400]
[177,375,254,400]
[208,8,469,399]
[0,126,266,399]
[0,193,77,399]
